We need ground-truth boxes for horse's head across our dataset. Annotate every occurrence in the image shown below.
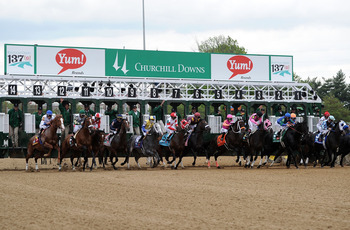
[264,119,272,131]
[197,119,210,132]
[84,116,93,128]
[294,121,309,135]
[121,119,130,133]
[231,119,246,133]
[53,114,65,131]
[150,123,163,137]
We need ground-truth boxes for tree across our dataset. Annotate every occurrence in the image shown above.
[197,35,247,54]
[323,94,350,123]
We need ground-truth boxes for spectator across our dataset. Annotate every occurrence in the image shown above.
[105,105,118,122]
[152,100,165,132]
[33,106,44,133]
[59,98,72,140]
[128,105,141,135]
[9,103,23,147]
[189,106,197,116]
[275,106,284,117]
[83,103,95,117]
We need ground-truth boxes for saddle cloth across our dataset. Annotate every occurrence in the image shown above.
[159,133,170,147]
[315,133,327,149]
[104,134,115,147]
[217,134,227,147]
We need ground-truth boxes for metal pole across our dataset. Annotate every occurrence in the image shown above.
[142,0,146,50]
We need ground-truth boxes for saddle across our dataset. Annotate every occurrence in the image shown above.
[315,132,328,149]
[104,133,115,147]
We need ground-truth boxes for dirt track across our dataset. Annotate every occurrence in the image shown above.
[1,157,349,229]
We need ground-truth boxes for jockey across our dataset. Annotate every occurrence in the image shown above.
[318,115,335,141]
[39,110,55,137]
[92,113,102,130]
[70,110,86,145]
[220,114,234,140]
[290,113,297,125]
[141,115,156,137]
[248,111,263,134]
[317,111,330,133]
[187,112,201,134]
[110,114,123,134]
[276,113,292,131]
[165,112,178,141]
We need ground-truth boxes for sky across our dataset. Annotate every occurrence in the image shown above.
[0,0,349,82]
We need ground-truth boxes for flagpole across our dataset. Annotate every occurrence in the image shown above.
[142,0,146,50]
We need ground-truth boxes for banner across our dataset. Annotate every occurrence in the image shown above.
[211,54,270,81]
[5,45,34,75]
[270,56,293,82]
[105,49,210,79]
[36,46,105,76]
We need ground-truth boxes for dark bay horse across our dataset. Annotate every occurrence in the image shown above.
[104,119,130,170]
[338,134,350,167]
[159,125,187,168]
[245,119,271,168]
[59,117,97,171]
[179,119,210,169]
[26,115,65,171]
[270,121,309,169]
[206,119,246,168]
[121,123,162,169]
[325,120,346,167]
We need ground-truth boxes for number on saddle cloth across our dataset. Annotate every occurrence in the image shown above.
[315,133,325,144]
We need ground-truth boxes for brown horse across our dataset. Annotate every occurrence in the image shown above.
[103,119,130,170]
[26,115,65,171]
[59,116,97,171]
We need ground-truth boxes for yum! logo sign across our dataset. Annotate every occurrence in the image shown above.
[55,49,86,74]
[226,55,253,79]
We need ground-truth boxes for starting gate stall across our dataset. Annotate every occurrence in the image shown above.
[0,44,323,158]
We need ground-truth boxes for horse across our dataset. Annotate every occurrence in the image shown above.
[245,119,271,168]
[270,121,309,169]
[121,123,162,169]
[325,120,346,167]
[338,134,350,167]
[206,119,246,168]
[159,125,187,168]
[59,116,97,171]
[177,119,210,169]
[103,119,130,170]
[26,115,65,171]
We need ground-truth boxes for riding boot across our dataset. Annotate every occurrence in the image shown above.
[220,132,225,141]
[166,133,172,142]
[70,133,76,146]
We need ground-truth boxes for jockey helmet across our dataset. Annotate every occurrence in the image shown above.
[95,113,101,118]
[291,113,297,118]
[344,125,349,130]
[328,115,335,121]
[79,110,85,114]
[256,111,263,117]
[194,112,200,118]
[149,115,155,120]
[227,114,233,119]
[285,113,291,118]
[46,110,53,116]
[170,112,176,118]
[324,111,330,118]
[117,114,123,119]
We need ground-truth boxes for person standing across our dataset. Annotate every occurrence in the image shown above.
[59,98,72,140]
[83,103,95,117]
[33,106,44,133]
[128,105,141,135]
[152,100,165,133]
[9,103,23,147]
[105,105,118,122]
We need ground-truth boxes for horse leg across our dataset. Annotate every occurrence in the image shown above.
[174,155,184,170]
[34,155,40,171]
[191,149,197,166]
[289,148,299,169]
[257,154,264,169]
[214,151,221,169]
[26,146,34,171]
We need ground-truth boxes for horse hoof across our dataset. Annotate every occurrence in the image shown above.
[250,166,254,169]
[217,166,221,169]
[257,165,261,169]
[239,162,242,166]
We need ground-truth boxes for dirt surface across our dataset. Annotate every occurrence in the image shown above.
[1,157,349,229]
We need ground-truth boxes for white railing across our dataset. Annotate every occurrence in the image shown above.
[24,113,36,133]
[0,113,9,133]
[208,115,222,134]
[100,114,110,133]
